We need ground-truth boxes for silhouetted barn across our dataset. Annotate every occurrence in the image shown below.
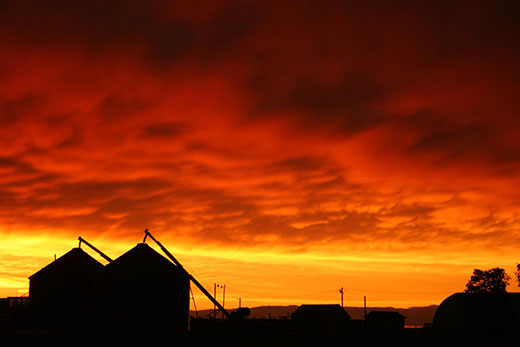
[433,293,520,333]
[364,311,406,332]
[291,304,350,332]
[29,248,104,327]
[100,243,190,333]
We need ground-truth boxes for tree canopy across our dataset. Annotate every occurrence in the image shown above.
[464,267,510,293]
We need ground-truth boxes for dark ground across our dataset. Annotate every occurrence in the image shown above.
[0,320,517,347]
[193,305,438,327]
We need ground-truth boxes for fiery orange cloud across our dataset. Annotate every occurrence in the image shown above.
[1,1,520,309]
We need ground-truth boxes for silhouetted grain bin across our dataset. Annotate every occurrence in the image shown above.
[291,304,350,332]
[100,243,190,333]
[364,311,406,332]
[433,293,520,333]
[29,248,104,328]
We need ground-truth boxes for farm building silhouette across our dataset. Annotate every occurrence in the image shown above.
[28,238,190,333]
[433,292,520,333]
[363,310,406,332]
[99,243,189,333]
[29,247,104,328]
[291,304,350,332]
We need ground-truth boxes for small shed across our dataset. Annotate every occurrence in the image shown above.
[29,248,104,327]
[364,311,406,332]
[291,304,350,332]
[100,243,190,333]
[433,293,520,333]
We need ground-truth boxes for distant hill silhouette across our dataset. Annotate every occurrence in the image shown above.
[191,305,438,326]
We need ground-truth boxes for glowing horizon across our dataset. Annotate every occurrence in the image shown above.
[2,230,520,310]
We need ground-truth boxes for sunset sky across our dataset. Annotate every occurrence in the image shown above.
[1,1,520,310]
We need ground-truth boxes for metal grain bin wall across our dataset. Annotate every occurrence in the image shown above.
[29,248,104,328]
[100,243,190,334]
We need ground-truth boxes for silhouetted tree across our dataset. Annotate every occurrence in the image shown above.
[464,268,510,293]
[515,264,520,287]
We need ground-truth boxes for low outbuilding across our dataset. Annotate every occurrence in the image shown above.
[291,304,350,332]
[363,310,406,332]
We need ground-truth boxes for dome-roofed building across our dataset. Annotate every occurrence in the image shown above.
[433,293,520,333]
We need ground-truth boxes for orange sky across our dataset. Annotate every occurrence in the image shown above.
[1,1,520,310]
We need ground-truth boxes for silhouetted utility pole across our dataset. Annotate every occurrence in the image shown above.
[364,296,367,318]
[190,287,198,318]
[222,284,226,320]
[213,283,226,319]
[339,287,344,308]
[238,298,242,308]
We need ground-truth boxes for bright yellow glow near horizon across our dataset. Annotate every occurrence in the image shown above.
[2,231,520,310]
